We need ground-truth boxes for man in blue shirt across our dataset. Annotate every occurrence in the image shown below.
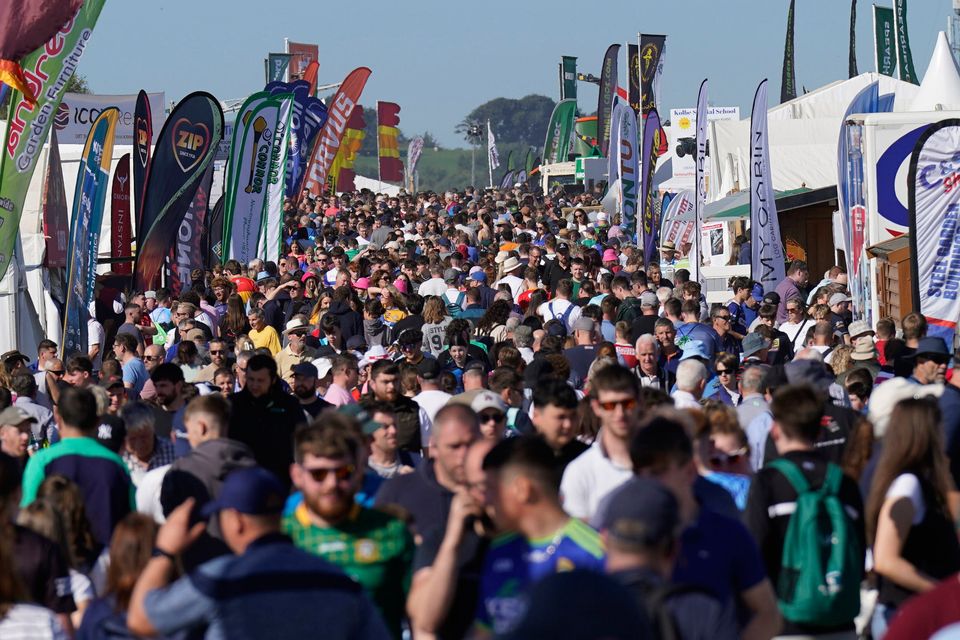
[127,466,390,640]
[115,333,148,400]
[473,436,606,638]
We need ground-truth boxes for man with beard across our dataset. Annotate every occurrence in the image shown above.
[284,416,414,638]
[229,354,305,490]
[366,360,431,455]
[292,362,333,418]
[375,404,479,540]
[195,338,230,383]
[149,363,189,455]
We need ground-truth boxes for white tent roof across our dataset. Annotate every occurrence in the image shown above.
[910,31,960,112]
[708,73,921,200]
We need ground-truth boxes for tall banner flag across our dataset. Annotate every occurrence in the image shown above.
[487,121,500,188]
[692,80,709,287]
[781,0,797,103]
[0,0,106,282]
[639,108,661,264]
[525,149,536,175]
[0,0,83,101]
[222,92,291,264]
[257,95,294,264]
[543,99,577,165]
[170,163,214,295]
[302,61,319,96]
[267,53,291,83]
[206,195,225,268]
[286,41,318,80]
[908,119,960,342]
[849,0,858,78]
[628,44,642,115]
[407,136,424,175]
[42,129,69,269]
[607,100,624,205]
[378,102,403,183]
[111,154,132,274]
[750,80,786,292]
[299,67,372,200]
[560,56,577,101]
[837,82,889,322]
[873,6,897,76]
[133,90,153,238]
[265,79,328,198]
[639,35,666,116]
[62,108,118,358]
[893,0,917,84]
[597,44,620,158]
[134,92,223,291]
[612,102,639,239]
[329,107,365,193]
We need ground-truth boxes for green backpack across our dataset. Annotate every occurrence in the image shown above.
[767,459,862,626]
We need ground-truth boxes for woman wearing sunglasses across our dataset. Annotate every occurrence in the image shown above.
[705,353,742,407]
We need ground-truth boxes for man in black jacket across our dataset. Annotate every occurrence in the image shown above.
[324,285,363,345]
[366,360,429,454]
[227,354,306,490]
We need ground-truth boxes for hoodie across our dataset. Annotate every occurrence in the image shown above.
[162,438,256,512]
[364,317,390,347]
[326,300,363,343]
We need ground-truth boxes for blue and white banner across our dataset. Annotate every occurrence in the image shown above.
[265,80,328,197]
[908,119,960,342]
[692,79,708,287]
[750,80,786,293]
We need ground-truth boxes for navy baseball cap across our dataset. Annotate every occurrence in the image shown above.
[200,467,286,517]
[597,477,679,548]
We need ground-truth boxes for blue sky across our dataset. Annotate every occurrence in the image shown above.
[79,0,952,147]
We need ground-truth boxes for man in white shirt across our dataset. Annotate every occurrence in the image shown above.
[417,266,447,298]
[671,358,707,410]
[537,279,581,335]
[493,256,524,300]
[561,365,641,520]
[412,359,452,424]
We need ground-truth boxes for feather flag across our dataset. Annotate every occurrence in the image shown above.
[377,102,403,183]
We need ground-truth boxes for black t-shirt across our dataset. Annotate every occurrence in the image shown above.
[393,314,424,338]
[543,259,572,294]
[14,524,76,614]
[563,345,598,385]
[763,401,855,467]
[629,314,659,344]
[413,524,491,640]
[301,396,334,418]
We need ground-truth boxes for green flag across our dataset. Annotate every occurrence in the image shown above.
[525,149,536,174]
[893,0,918,84]
[0,0,107,282]
[543,99,577,165]
[560,56,577,101]
[873,5,897,77]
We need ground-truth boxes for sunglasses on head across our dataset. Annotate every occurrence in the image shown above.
[597,398,638,412]
[303,464,355,483]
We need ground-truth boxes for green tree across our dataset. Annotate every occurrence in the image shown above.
[457,94,556,147]
[65,74,91,94]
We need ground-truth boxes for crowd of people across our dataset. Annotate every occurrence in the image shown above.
[0,184,956,639]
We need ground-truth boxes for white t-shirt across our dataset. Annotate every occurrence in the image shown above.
[88,318,105,372]
[537,298,581,334]
[885,472,926,524]
[418,277,447,298]
[560,439,633,520]
[0,604,67,640]
[779,318,813,352]
[413,389,452,425]
[494,274,524,300]
[136,464,171,524]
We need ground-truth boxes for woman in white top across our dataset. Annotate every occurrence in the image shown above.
[866,398,960,639]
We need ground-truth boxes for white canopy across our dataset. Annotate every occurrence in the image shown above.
[910,31,960,112]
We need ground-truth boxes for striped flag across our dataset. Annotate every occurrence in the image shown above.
[377,101,403,182]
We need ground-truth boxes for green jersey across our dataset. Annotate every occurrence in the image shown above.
[283,502,414,637]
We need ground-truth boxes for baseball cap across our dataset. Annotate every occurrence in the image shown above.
[742,332,772,358]
[144,291,157,300]
[572,317,595,333]
[0,406,35,426]
[597,476,679,548]
[828,292,852,306]
[471,390,507,415]
[291,362,318,378]
[339,404,385,435]
[200,467,286,518]
[443,268,460,283]
[469,271,487,283]
[544,320,567,338]
[416,358,441,380]
[639,291,659,308]
[761,291,781,306]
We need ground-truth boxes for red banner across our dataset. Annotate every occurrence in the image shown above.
[287,41,318,79]
[111,154,131,274]
[299,67,371,200]
[41,128,68,268]
[377,101,403,183]
[303,60,319,95]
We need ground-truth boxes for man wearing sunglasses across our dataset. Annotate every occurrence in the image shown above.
[286,418,413,638]
[561,365,642,521]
